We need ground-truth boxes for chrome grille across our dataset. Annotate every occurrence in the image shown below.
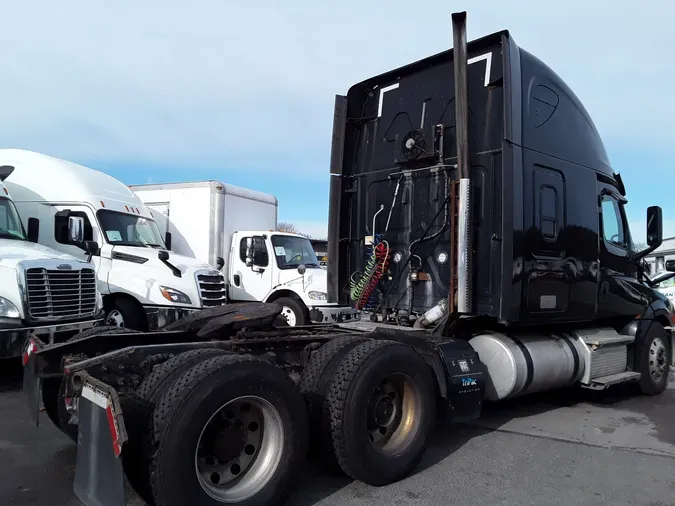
[25,268,97,320]
[197,272,227,307]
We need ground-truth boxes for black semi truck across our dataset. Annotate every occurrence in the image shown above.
[22,11,675,506]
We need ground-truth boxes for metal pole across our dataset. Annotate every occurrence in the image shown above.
[452,11,473,314]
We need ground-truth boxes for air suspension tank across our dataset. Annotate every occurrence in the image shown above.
[468,332,587,401]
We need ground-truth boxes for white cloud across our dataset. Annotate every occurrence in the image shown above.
[1,0,674,176]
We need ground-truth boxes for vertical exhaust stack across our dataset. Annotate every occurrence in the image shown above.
[452,11,473,314]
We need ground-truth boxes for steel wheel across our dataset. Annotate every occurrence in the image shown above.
[105,309,125,327]
[366,373,422,455]
[280,306,297,327]
[649,336,668,382]
[194,395,285,503]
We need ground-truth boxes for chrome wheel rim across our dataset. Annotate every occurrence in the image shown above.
[280,306,297,326]
[366,373,422,456]
[195,396,284,503]
[649,337,668,382]
[105,310,124,328]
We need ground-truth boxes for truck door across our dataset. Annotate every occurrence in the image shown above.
[228,234,273,302]
[596,186,645,318]
[52,204,109,292]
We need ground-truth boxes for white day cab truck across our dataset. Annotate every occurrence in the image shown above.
[0,165,104,359]
[0,149,227,332]
[129,181,359,326]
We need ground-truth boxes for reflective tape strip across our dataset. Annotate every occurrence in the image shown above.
[81,384,109,409]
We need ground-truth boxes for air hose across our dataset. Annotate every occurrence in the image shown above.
[349,240,391,310]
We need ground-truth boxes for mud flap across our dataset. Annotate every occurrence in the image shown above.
[22,340,41,426]
[73,378,128,506]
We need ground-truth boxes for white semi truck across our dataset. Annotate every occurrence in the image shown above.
[0,149,227,331]
[129,181,359,326]
[0,165,103,358]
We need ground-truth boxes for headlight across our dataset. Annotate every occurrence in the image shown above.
[159,286,192,304]
[0,297,20,318]
[308,291,327,301]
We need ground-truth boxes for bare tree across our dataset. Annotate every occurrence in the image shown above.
[276,222,311,238]
[633,242,647,252]
[276,222,299,234]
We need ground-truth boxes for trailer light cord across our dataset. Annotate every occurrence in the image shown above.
[350,239,391,309]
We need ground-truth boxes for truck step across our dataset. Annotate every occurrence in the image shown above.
[581,371,641,390]
[574,328,634,347]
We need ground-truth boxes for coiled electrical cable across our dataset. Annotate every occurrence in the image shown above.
[349,239,390,310]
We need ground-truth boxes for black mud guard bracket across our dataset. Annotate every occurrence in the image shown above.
[73,375,128,506]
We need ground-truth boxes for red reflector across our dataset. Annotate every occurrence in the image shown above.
[22,340,37,366]
[106,405,122,457]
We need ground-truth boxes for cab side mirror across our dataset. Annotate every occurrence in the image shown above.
[647,206,663,248]
[26,217,39,243]
[165,231,172,251]
[68,216,85,244]
[666,260,675,273]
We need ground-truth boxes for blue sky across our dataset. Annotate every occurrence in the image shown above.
[1,1,673,241]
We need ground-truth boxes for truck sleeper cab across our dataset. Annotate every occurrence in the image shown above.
[0,166,104,358]
[1,150,227,331]
[327,14,674,394]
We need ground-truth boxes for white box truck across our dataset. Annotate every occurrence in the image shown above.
[0,165,104,358]
[0,149,227,332]
[129,181,359,326]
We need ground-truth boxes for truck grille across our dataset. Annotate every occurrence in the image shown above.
[197,272,227,307]
[25,268,97,320]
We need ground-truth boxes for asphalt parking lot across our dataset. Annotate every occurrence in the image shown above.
[2,360,675,506]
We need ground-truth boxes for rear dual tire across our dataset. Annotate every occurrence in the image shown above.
[145,353,308,506]
[327,340,437,486]
[301,338,437,486]
[123,348,230,504]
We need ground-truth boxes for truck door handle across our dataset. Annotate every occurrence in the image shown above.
[234,274,240,286]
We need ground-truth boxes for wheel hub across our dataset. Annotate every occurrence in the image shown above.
[364,374,423,456]
[105,310,125,328]
[195,397,285,503]
[211,418,247,463]
[281,306,296,326]
[370,392,398,427]
[649,337,668,381]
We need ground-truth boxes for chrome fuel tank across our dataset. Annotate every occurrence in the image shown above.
[469,332,587,401]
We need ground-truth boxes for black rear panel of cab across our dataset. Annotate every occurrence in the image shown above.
[331,33,507,317]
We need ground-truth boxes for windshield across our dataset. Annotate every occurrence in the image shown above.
[271,234,320,269]
[0,196,26,240]
[96,209,165,248]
